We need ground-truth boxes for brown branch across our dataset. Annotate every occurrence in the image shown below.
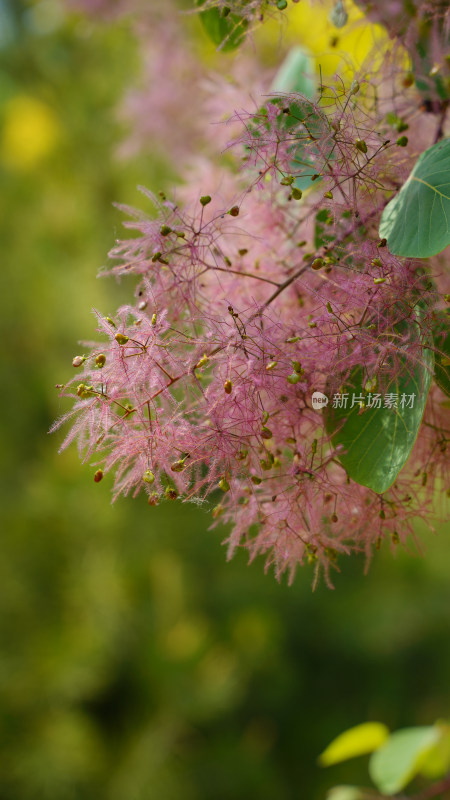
[408,773,450,800]
[260,203,385,311]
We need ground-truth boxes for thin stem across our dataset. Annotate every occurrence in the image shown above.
[199,264,280,286]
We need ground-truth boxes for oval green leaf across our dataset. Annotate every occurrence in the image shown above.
[324,332,434,493]
[379,138,450,258]
[197,3,248,51]
[319,722,390,766]
[433,310,450,397]
[369,726,441,795]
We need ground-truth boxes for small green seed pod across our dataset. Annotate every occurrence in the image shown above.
[171,460,185,473]
[165,487,178,500]
[266,361,277,371]
[94,469,103,483]
[160,225,172,236]
[228,206,239,216]
[95,353,106,368]
[261,426,273,440]
[77,383,94,398]
[251,475,262,485]
[143,469,155,484]
[224,380,233,394]
[287,372,301,384]
[291,187,303,200]
[324,191,333,199]
[72,355,85,368]
[219,478,230,492]
[200,195,212,206]
[196,354,209,368]
[396,136,408,147]
[115,333,129,345]
[311,258,324,270]
[355,138,368,153]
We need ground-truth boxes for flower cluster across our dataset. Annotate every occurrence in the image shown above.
[54,2,449,585]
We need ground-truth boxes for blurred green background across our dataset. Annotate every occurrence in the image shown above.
[1,1,449,797]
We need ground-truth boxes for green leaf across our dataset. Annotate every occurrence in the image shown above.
[433,310,450,397]
[369,726,442,795]
[248,48,329,191]
[197,3,248,51]
[420,722,450,779]
[289,100,331,191]
[265,47,333,192]
[379,139,450,258]
[270,46,315,98]
[319,722,390,766]
[327,787,366,800]
[324,326,434,494]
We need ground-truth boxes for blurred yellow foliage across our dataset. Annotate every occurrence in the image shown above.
[1,94,61,170]
[318,721,390,766]
[256,0,389,78]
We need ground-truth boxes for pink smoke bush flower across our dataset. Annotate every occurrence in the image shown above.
[54,1,449,586]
